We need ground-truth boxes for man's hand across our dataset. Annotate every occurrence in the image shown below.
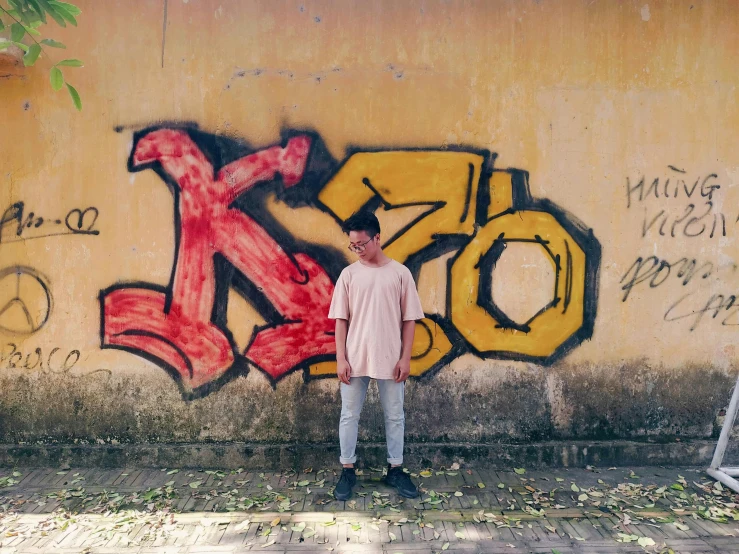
[337,357,352,384]
[393,358,411,383]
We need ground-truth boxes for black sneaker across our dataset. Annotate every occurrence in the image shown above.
[384,465,419,498]
[334,467,356,501]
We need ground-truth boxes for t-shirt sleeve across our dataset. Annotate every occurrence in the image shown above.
[400,268,425,321]
[328,271,350,320]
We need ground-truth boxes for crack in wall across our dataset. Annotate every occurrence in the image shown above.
[161,0,168,69]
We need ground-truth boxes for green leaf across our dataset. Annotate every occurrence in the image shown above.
[40,38,65,48]
[0,19,5,32]
[22,24,40,36]
[570,483,580,492]
[15,5,31,25]
[50,66,63,90]
[56,58,82,67]
[23,43,41,65]
[37,0,66,26]
[60,11,77,26]
[12,41,29,52]
[10,22,25,42]
[48,0,76,26]
[66,82,81,110]
[26,0,47,22]
[23,15,42,27]
[670,483,684,491]
[50,0,81,16]
[514,468,526,475]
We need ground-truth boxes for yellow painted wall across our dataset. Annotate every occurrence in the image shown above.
[0,0,737,441]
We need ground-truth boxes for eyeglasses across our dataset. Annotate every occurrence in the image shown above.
[347,237,374,253]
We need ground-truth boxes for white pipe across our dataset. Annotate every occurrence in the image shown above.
[706,468,739,494]
[709,372,739,470]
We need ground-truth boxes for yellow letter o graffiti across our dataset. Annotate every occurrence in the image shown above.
[450,210,586,358]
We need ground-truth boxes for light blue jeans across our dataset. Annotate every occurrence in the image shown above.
[339,377,405,466]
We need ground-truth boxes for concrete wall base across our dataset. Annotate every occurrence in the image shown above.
[1,440,734,469]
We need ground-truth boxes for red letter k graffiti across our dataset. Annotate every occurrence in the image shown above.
[101,129,336,391]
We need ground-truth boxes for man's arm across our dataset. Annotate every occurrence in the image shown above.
[393,320,416,383]
[335,318,352,384]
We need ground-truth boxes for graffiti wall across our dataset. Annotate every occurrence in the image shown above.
[98,125,599,395]
[0,0,737,445]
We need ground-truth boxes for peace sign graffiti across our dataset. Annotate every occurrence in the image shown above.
[0,266,52,335]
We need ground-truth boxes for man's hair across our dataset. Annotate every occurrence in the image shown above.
[342,211,381,237]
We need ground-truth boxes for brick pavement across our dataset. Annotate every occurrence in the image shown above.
[1,465,738,553]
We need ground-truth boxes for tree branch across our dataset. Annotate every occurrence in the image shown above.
[0,4,53,63]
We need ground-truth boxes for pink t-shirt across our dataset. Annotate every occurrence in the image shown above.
[328,260,425,379]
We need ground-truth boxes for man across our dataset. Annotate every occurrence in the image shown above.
[328,211,425,501]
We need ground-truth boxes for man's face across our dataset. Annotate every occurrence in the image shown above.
[348,230,379,260]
